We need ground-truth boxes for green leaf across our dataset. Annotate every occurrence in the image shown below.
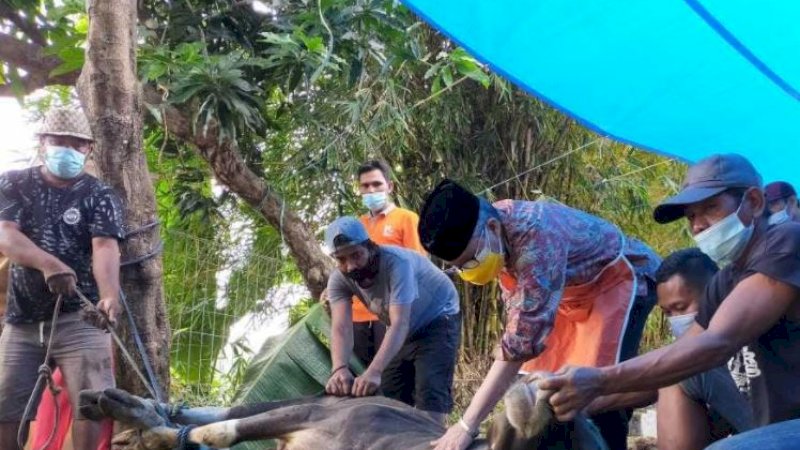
[423,62,440,80]
[230,304,364,449]
[74,15,89,35]
[301,35,326,54]
[431,76,442,95]
[442,66,454,87]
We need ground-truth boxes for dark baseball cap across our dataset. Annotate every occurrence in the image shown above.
[654,153,762,224]
[324,216,370,255]
[764,181,796,203]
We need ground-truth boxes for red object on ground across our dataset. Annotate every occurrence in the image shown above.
[30,368,112,450]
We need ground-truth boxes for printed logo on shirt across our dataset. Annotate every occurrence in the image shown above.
[383,225,396,237]
[727,346,759,397]
[62,207,81,225]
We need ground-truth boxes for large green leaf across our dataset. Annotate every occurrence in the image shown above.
[231,304,364,450]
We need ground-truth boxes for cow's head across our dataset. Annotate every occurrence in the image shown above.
[488,374,608,450]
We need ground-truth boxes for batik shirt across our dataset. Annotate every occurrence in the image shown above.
[0,167,125,323]
[495,199,660,361]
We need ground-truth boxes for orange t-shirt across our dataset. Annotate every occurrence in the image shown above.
[351,206,426,322]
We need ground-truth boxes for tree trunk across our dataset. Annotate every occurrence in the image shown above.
[143,87,332,299]
[77,0,170,399]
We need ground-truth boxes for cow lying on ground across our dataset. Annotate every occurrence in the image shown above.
[79,376,608,450]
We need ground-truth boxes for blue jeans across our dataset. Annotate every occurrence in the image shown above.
[680,365,754,433]
[705,419,800,449]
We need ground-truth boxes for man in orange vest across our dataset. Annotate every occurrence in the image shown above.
[352,160,426,366]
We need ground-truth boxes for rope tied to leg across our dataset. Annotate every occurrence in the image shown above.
[174,424,197,450]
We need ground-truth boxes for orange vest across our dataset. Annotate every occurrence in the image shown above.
[351,206,426,322]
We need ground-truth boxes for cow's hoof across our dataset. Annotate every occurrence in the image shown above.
[83,388,167,428]
[112,427,177,450]
[79,390,107,421]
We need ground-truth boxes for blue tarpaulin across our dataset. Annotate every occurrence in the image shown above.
[401,0,800,187]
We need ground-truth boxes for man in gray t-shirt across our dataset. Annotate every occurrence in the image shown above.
[324,217,460,420]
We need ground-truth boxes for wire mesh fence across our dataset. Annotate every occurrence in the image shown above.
[162,227,309,405]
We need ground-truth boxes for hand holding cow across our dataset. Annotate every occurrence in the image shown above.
[326,366,355,396]
[352,367,381,397]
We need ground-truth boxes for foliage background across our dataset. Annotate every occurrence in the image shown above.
[1,0,695,410]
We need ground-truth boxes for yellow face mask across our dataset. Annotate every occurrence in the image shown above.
[459,228,505,285]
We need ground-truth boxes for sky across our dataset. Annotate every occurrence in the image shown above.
[0,98,37,173]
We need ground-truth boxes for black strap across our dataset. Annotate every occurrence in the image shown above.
[174,424,197,450]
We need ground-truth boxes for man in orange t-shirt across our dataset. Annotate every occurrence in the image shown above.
[353,160,426,365]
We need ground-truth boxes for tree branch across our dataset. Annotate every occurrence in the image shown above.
[143,85,332,298]
[0,33,80,97]
[0,3,47,47]
[0,33,59,71]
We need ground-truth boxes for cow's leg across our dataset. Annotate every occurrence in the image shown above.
[111,403,321,450]
[170,395,328,425]
[184,403,319,448]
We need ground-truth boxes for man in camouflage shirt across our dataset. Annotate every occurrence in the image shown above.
[0,107,124,450]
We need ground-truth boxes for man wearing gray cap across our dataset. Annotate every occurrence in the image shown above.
[0,107,123,449]
[541,154,800,449]
[323,216,460,423]
[764,181,799,224]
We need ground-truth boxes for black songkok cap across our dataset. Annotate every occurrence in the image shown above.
[418,179,480,261]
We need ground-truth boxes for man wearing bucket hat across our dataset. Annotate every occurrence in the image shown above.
[540,154,800,449]
[419,180,661,450]
[764,181,799,225]
[323,217,460,422]
[0,107,123,449]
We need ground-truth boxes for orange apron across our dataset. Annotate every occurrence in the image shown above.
[517,241,637,374]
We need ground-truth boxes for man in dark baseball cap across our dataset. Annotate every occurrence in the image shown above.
[764,181,799,225]
[322,217,460,423]
[540,153,800,449]
[653,153,762,224]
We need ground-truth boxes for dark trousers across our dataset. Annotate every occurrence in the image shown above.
[380,313,461,414]
[590,281,657,450]
[353,320,387,367]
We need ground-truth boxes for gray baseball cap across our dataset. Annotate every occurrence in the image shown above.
[654,153,762,224]
[324,216,370,255]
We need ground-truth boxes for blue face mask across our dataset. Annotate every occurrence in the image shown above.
[44,145,86,179]
[362,191,388,212]
[668,312,697,338]
[693,198,754,267]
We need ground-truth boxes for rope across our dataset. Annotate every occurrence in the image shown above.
[479,138,601,195]
[174,424,197,450]
[18,295,65,450]
[118,288,164,403]
[120,241,165,267]
[74,288,160,401]
[125,220,160,238]
[600,159,673,184]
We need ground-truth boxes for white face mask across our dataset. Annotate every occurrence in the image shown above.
[768,208,790,226]
[668,312,697,338]
[693,199,754,267]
